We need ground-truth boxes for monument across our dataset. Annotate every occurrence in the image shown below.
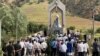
[48,0,65,34]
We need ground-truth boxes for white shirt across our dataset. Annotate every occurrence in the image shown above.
[71,39,75,43]
[34,42,41,50]
[27,42,33,50]
[35,37,39,42]
[68,34,71,37]
[87,35,91,40]
[41,41,47,49]
[57,37,63,40]
[83,43,89,52]
[40,37,46,42]
[20,41,25,48]
[65,41,68,45]
[59,43,67,52]
[77,42,84,52]
[63,36,68,41]
[24,41,29,48]
[32,37,36,41]
[41,37,46,41]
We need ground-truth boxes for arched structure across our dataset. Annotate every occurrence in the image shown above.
[48,0,65,33]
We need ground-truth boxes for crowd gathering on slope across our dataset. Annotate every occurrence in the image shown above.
[2,30,100,56]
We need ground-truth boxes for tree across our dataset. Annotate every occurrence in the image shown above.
[0,3,27,41]
[65,0,100,18]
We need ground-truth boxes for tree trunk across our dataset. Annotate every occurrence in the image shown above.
[0,20,2,56]
[0,20,1,48]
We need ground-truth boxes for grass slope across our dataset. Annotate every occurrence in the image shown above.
[20,1,100,29]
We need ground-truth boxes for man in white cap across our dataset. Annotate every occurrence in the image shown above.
[77,40,84,56]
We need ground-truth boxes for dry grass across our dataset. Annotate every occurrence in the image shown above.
[20,1,100,30]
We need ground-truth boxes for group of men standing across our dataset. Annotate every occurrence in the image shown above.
[50,30,100,56]
[2,33,48,56]
[50,34,89,56]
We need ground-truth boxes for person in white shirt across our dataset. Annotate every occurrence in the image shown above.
[77,40,84,56]
[87,34,91,40]
[20,39,25,56]
[68,34,71,38]
[39,36,46,43]
[41,41,47,50]
[34,40,41,56]
[59,41,67,56]
[35,37,39,42]
[65,39,68,45]
[24,39,29,56]
[63,34,68,43]
[41,36,46,42]
[41,41,48,56]
[27,40,33,56]
[31,35,36,41]
[20,39,25,49]
[83,41,89,56]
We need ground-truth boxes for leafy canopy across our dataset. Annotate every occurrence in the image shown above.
[0,3,27,40]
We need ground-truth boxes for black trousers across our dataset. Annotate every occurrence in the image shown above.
[35,49,40,56]
[92,52,99,56]
[21,48,24,56]
[15,51,21,56]
[7,53,13,56]
[78,52,84,56]
[59,52,66,56]
[51,48,56,56]
[3,53,7,56]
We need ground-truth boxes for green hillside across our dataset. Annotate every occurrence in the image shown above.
[20,1,100,29]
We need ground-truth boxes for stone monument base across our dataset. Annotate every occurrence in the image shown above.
[48,27,66,35]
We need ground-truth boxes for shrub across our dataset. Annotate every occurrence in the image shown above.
[27,22,47,34]
[94,14,100,21]
[96,27,100,33]
[86,29,94,34]
[67,26,75,30]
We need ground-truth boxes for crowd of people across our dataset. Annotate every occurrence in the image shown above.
[49,30,100,56]
[2,30,100,56]
[2,33,48,56]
